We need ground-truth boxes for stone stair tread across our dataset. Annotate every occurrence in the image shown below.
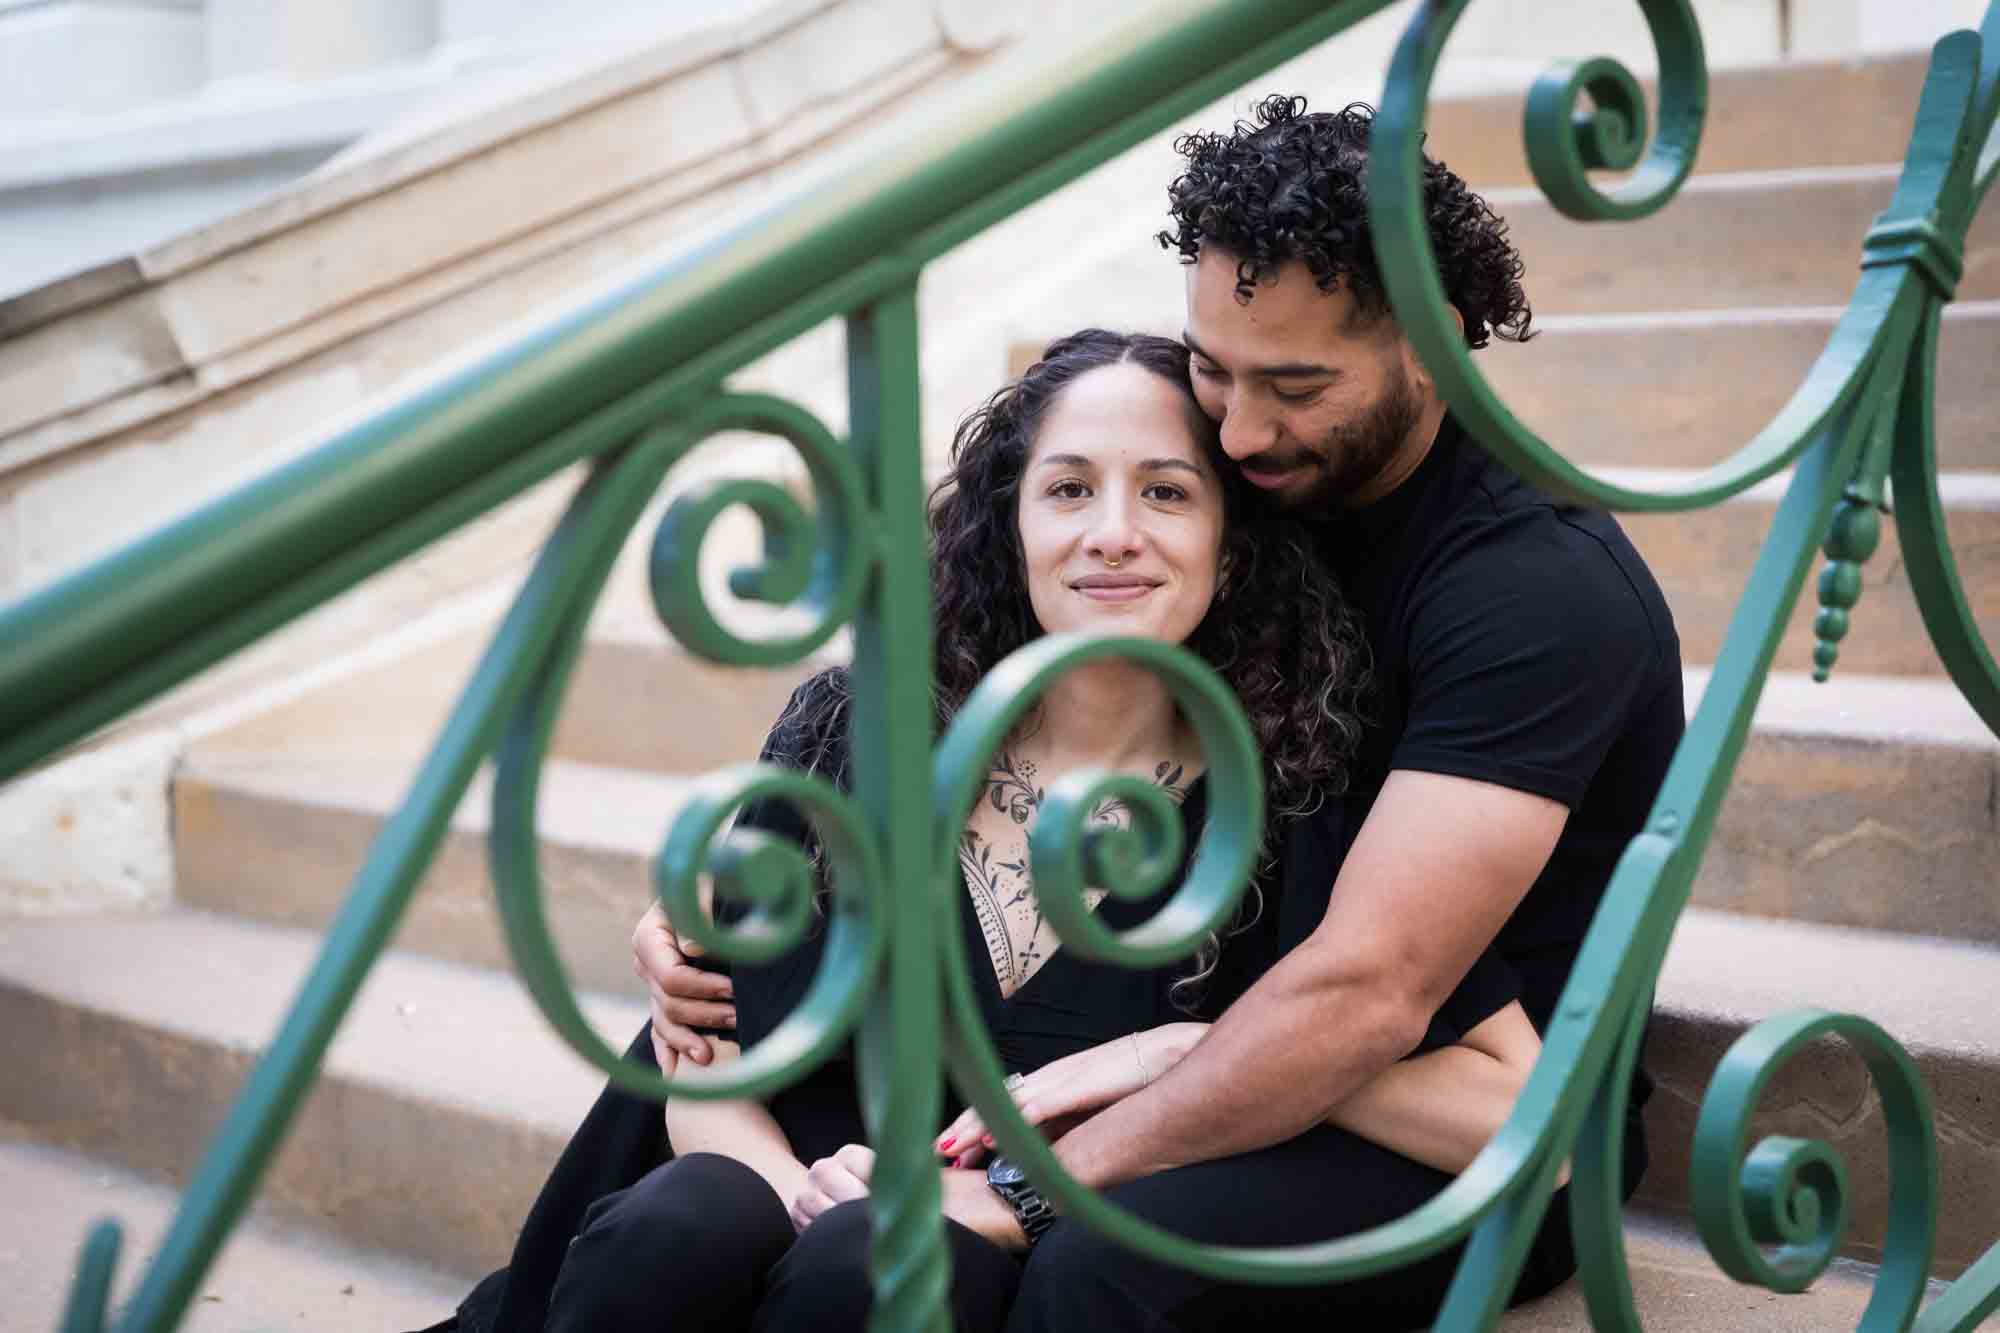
[1529,298,2000,334]
[1689,666,1999,751]
[0,1130,467,1331]
[1496,1207,1893,1331]
[179,751,696,859]
[0,1133,1935,1333]
[1657,906,1998,1061]
[0,907,646,1136]
[1594,466,2000,508]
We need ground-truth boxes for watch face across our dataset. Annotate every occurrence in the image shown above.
[987,1156,1029,1188]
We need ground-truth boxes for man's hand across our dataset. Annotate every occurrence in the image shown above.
[790,1144,875,1232]
[934,1024,1207,1167]
[938,1168,1029,1251]
[632,901,736,1069]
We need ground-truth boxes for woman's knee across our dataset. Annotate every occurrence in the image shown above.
[755,1198,875,1329]
[547,1153,790,1332]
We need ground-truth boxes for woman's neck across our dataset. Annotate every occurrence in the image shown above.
[1016,659,1185,773]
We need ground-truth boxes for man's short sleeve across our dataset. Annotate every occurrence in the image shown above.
[1392,511,1665,808]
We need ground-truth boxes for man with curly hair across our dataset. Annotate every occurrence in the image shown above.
[629,94,1684,1329]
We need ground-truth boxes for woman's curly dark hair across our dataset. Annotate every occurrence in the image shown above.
[1157,94,1533,349]
[771,330,1369,1004]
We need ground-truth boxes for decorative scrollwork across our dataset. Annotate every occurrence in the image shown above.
[649,395,872,668]
[1523,44,1691,223]
[1690,1009,1938,1324]
[1371,3,1994,528]
[489,391,886,1104]
[1813,493,1885,681]
[931,633,1263,969]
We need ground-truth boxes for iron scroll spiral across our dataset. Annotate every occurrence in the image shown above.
[488,392,887,1104]
[1689,1010,1940,1332]
[1373,0,1944,514]
[931,634,1265,971]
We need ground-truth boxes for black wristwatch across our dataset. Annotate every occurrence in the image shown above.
[985,1155,1058,1245]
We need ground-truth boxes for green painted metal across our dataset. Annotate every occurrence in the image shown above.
[0,0,1995,1329]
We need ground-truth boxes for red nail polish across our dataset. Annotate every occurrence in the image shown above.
[938,1136,956,1153]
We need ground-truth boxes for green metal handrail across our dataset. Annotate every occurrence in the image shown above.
[3,0,1995,1329]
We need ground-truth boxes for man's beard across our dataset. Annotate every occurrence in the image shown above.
[1261,364,1424,515]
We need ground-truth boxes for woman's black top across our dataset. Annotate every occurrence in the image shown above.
[698,672,1524,1165]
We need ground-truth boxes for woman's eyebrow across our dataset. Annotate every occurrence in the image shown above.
[1033,452,1095,469]
[1139,458,1207,476]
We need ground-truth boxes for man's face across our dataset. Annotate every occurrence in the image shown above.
[1182,247,1429,515]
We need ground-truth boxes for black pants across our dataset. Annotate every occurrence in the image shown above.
[540,1135,1591,1333]
[1002,1122,1584,1332]
[542,1153,1022,1333]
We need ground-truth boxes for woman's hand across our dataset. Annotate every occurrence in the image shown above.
[632,901,735,1069]
[789,1143,875,1232]
[938,1168,1029,1251]
[934,1023,1208,1167]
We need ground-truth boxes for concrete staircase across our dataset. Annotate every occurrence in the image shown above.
[2,42,1998,1333]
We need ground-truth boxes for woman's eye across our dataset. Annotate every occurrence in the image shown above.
[1193,362,1225,380]
[1143,483,1189,503]
[1048,479,1089,500]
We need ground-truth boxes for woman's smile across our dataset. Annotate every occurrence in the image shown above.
[1069,572,1165,603]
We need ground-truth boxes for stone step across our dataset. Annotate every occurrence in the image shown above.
[1494,1207,1937,1333]
[1427,50,1931,190]
[173,752,694,997]
[991,163,2000,344]
[192,608,823,778]
[1643,907,2000,1278]
[1498,163,2000,314]
[1,906,1992,1317]
[1613,469,2000,679]
[0,908,645,1279]
[0,1131,466,1331]
[1474,300,2000,473]
[174,669,2000,983]
[1014,301,2000,478]
[1695,670,2000,945]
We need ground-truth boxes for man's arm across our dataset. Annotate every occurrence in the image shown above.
[1049,767,1567,1190]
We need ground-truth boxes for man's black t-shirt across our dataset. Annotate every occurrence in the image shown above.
[1314,412,1685,1037]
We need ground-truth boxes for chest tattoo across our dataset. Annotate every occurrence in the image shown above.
[960,753,1192,999]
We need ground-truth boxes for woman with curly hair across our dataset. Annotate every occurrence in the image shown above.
[506,329,1549,1333]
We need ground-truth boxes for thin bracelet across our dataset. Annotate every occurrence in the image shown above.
[1128,1032,1150,1085]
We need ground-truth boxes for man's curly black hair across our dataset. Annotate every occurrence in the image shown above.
[1158,94,1533,349]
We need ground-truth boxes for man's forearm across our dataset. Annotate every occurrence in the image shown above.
[1050,948,1422,1188]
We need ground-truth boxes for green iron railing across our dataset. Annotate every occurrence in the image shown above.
[3,0,1996,1328]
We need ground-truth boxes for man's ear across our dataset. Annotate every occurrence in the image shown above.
[1399,303,1464,393]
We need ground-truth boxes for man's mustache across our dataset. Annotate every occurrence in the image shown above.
[1238,450,1324,472]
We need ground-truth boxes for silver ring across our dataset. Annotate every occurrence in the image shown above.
[1004,1073,1025,1091]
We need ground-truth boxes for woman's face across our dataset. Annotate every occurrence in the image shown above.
[1017,362,1225,645]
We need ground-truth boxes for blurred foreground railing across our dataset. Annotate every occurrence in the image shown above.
[4,1,1996,1329]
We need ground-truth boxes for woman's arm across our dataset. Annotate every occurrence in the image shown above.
[1325,999,1560,1179]
[663,1040,810,1205]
